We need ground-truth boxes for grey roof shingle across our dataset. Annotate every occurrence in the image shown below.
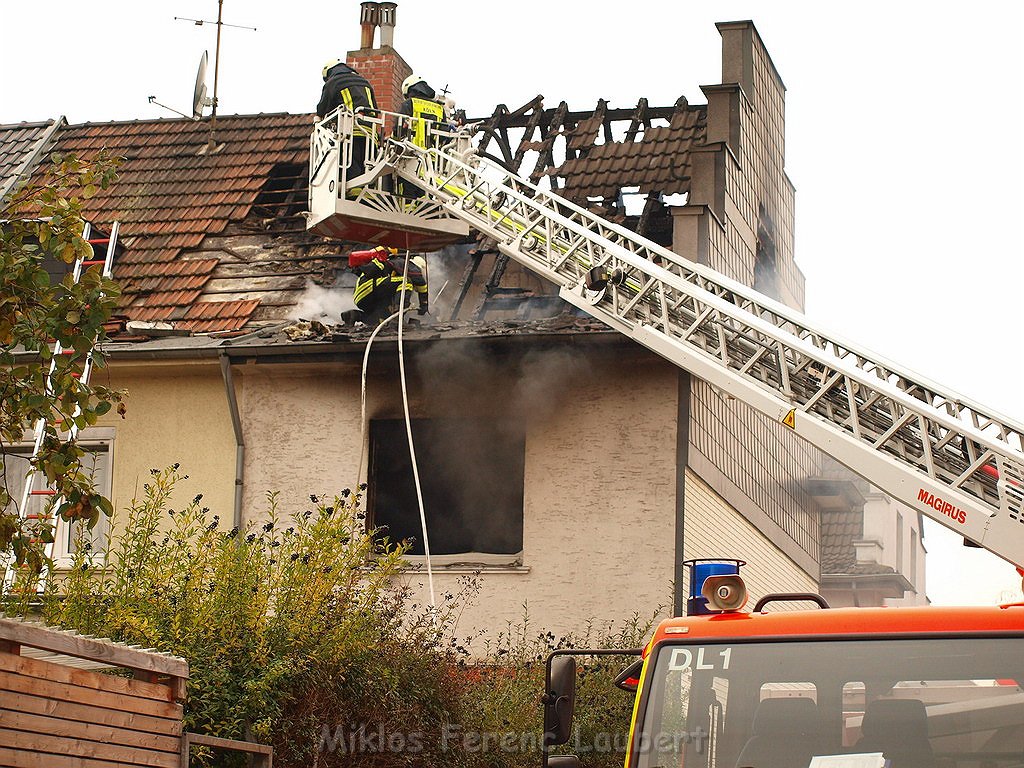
[0,118,64,200]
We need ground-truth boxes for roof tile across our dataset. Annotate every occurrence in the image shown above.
[40,113,311,326]
[551,103,707,200]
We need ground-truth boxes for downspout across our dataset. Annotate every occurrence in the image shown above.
[219,353,244,529]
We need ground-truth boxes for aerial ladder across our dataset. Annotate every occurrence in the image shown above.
[308,108,1024,569]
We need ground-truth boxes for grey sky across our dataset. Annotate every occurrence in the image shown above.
[2,1,1022,604]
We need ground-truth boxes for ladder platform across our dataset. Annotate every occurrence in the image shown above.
[306,108,469,251]
[308,197,468,251]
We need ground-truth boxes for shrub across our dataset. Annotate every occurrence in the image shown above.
[40,466,465,767]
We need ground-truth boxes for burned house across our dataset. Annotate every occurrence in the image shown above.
[0,14,925,636]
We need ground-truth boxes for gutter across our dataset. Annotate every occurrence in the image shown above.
[219,353,245,529]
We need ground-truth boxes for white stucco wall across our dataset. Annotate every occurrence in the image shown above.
[236,349,680,641]
[235,360,366,518]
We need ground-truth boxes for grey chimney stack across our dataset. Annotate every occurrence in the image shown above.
[378,2,397,48]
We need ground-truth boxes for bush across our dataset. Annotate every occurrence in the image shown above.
[31,465,660,768]
[40,466,465,767]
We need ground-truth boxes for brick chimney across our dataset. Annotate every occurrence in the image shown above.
[347,1,411,116]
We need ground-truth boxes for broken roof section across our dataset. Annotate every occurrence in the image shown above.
[450,96,706,321]
[45,114,313,332]
[473,95,706,217]
[2,92,710,335]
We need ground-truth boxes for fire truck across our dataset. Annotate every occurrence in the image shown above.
[308,108,1024,768]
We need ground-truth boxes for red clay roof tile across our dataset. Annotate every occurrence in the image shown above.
[41,113,311,327]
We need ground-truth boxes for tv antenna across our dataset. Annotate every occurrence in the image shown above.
[147,49,215,122]
[175,0,256,151]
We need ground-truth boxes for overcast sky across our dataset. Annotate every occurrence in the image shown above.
[2,1,1022,605]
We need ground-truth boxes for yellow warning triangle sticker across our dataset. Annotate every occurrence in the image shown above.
[782,409,796,429]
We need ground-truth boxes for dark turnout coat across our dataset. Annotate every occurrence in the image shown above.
[317,63,377,119]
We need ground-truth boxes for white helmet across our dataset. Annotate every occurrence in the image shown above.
[411,255,427,272]
[402,74,426,97]
[322,59,342,81]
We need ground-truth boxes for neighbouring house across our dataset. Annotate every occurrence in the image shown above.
[0,9,926,641]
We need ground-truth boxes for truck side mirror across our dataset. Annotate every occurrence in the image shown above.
[543,656,577,746]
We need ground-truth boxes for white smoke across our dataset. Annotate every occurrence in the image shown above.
[289,282,356,322]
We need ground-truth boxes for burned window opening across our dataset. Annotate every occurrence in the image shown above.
[367,418,525,559]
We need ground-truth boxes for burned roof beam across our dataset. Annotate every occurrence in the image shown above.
[448,245,490,322]
[531,100,569,184]
[636,189,662,239]
[470,103,682,130]
[512,103,545,171]
[624,98,650,143]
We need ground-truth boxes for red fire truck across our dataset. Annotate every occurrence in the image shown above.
[542,561,1024,768]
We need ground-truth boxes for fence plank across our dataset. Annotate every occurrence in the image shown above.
[0,619,187,679]
[0,690,181,738]
[0,729,177,768]
[0,745,139,768]
[0,671,181,720]
[1,711,179,753]
[0,652,175,702]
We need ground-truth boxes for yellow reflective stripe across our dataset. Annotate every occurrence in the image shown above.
[341,89,354,112]
[388,275,427,293]
[411,98,444,147]
[363,87,378,140]
[353,278,376,304]
[623,652,651,768]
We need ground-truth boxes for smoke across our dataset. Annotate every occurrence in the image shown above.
[289,281,356,322]
[423,244,472,319]
[413,340,592,426]
[396,342,592,554]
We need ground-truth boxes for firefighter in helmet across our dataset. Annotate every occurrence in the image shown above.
[317,60,378,197]
[350,246,429,325]
[394,75,446,200]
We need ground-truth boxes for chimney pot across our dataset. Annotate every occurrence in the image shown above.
[378,2,396,48]
[359,2,380,49]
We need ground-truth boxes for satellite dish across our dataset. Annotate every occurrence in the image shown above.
[192,51,211,119]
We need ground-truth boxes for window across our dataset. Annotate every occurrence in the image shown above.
[1,429,113,561]
[636,638,1024,768]
[367,418,524,565]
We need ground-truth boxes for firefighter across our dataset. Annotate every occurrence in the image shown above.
[317,60,378,197]
[395,75,446,201]
[351,247,429,325]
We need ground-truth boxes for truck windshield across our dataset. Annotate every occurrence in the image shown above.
[634,637,1024,768]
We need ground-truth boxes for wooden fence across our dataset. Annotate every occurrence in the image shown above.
[0,616,271,767]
